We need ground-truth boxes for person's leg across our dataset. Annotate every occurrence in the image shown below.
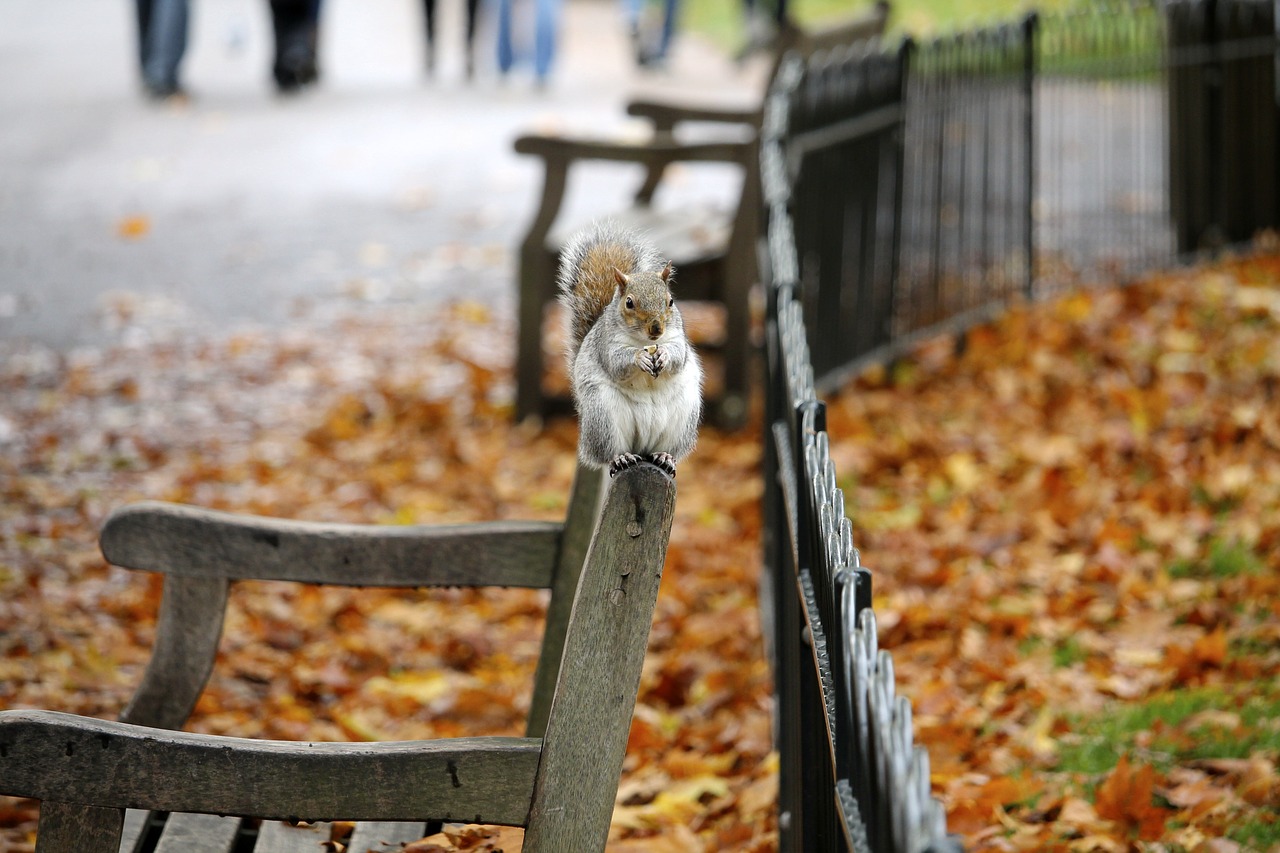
[269,0,317,91]
[621,0,642,62]
[142,0,189,95]
[655,0,678,60]
[422,0,437,72]
[496,0,515,75]
[463,0,481,77]
[135,0,153,70]
[532,0,561,83]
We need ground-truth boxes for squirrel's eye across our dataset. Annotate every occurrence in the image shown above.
[625,297,635,310]
[668,297,674,307]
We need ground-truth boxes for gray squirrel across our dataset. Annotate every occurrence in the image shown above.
[558,222,703,478]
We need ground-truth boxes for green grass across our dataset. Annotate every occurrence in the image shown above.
[1168,538,1265,580]
[682,0,1076,53]
[1228,817,1280,849]
[1056,685,1280,775]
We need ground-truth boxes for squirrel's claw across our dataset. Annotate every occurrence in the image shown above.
[648,452,677,477]
[609,453,643,477]
[636,348,661,378]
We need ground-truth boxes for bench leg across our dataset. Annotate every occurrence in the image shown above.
[517,246,556,423]
[36,802,123,853]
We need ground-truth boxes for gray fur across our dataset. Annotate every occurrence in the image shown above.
[558,221,703,474]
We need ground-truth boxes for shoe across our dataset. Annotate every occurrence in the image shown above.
[143,81,190,104]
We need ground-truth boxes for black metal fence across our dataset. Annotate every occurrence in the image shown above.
[761,54,958,853]
[760,2,1278,849]
[898,18,1036,342]
[785,0,1279,395]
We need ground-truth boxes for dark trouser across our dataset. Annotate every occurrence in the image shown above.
[135,0,189,93]
[422,0,482,73]
[269,0,322,90]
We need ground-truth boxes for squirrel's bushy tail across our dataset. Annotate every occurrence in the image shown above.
[557,221,663,359]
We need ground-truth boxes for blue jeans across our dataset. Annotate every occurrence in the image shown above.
[136,0,189,93]
[497,0,562,83]
[623,0,678,60]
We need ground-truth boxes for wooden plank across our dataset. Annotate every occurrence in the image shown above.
[526,463,604,738]
[100,502,560,589]
[254,820,329,853]
[523,464,677,853]
[117,809,150,853]
[152,813,239,853]
[0,710,539,826]
[36,802,123,853]
[120,575,229,731]
[346,822,429,853]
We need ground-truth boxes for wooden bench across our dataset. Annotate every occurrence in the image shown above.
[512,2,891,430]
[0,462,676,853]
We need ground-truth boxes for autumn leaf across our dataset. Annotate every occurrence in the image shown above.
[1094,755,1172,840]
[115,214,150,239]
[5,248,1280,851]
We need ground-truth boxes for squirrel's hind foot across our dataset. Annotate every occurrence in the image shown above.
[609,453,644,478]
[648,452,677,477]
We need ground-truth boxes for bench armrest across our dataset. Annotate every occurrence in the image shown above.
[101,501,563,588]
[513,133,754,169]
[0,709,541,825]
[625,99,761,131]
[514,133,755,240]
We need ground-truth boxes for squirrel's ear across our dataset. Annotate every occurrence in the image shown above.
[660,262,675,283]
[613,267,628,293]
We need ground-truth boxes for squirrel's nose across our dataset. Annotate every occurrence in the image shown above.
[648,323,662,338]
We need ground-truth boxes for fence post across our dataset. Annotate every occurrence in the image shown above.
[1023,12,1038,301]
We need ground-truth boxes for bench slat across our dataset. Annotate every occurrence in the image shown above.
[346,821,430,852]
[254,820,329,853]
[152,813,240,853]
[0,711,539,826]
[118,808,149,853]
[101,502,561,589]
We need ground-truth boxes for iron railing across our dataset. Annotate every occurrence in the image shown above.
[759,1,1278,849]
[761,52,959,853]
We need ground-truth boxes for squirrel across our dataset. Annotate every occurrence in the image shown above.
[558,221,703,478]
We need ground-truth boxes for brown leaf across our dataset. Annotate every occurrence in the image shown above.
[1094,754,1172,840]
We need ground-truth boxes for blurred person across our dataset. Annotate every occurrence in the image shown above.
[622,0,679,68]
[269,0,322,92]
[423,0,482,78]
[496,0,562,87]
[135,0,190,100]
[737,0,787,61]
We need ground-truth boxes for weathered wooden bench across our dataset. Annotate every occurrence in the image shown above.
[0,462,676,853]
[512,3,891,430]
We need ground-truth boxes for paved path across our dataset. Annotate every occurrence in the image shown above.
[0,0,764,350]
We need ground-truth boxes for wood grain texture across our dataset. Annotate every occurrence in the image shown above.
[119,575,228,731]
[526,463,605,738]
[35,802,123,853]
[345,821,429,852]
[100,502,561,588]
[0,711,539,826]
[523,464,677,853]
[151,813,239,853]
[254,819,330,853]
[117,808,149,853]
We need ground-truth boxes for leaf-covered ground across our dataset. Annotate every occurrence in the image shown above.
[831,250,1280,850]
[2,249,1279,851]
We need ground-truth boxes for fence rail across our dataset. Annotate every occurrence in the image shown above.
[762,50,958,853]
[760,2,1278,849]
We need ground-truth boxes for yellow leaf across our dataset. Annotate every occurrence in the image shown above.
[116,214,150,239]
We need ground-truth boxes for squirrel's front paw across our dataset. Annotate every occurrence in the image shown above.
[648,452,677,477]
[636,345,663,378]
[609,453,643,478]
